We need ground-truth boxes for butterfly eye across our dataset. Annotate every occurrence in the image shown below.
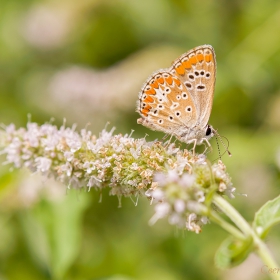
[200,70,205,76]
[158,119,163,124]
[206,125,212,136]
[165,88,171,93]
[157,104,165,109]
[163,73,169,78]
[169,116,174,121]
[185,106,192,112]
[182,93,188,99]
[175,111,181,117]
[176,95,181,100]
[153,110,158,116]
[194,71,200,76]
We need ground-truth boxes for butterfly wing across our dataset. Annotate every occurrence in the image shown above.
[170,45,216,128]
[137,70,197,137]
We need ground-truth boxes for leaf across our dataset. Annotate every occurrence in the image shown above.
[19,190,90,279]
[215,237,253,269]
[253,195,280,239]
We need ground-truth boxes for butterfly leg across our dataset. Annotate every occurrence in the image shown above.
[166,134,174,146]
[162,134,169,141]
[161,134,170,145]
[187,138,197,156]
[202,138,213,154]
[163,134,176,148]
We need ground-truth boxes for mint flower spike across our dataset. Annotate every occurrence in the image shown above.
[0,122,234,233]
[2,122,280,277]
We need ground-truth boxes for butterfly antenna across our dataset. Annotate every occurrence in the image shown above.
[213,129,232,157]
[215,135,222,160]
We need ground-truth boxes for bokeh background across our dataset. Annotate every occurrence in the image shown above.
[1,0,280,279]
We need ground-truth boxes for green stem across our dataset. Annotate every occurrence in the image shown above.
[212,194,280,280]
[197,202,245,240]
[252,231,280,280]
[213,194,252,236]
[209,209,246,240]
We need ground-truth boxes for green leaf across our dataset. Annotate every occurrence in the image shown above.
[215,237,253,269]
[19,189,90,279]
[253,195,280,239]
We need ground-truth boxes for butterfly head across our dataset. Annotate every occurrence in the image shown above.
[178,124,214,146]
[205,124,215,139]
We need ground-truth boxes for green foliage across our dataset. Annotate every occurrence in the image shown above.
[253,195,280,239]
[215,236,253,269]
[19,191,90,279]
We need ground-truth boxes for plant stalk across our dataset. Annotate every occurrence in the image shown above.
[212,194,280,280]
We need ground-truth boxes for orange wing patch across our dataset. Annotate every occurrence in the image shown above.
[182,59,192,70]
[157,76,164,85]
[165,75,173,85]
[175,63,185,76]
[197,53,204,62]
[205,53,213,62]
[189,55,197,65]
[145,87,156,95]
[144,95,154,103]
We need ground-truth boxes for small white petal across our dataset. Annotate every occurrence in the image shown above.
[174,199,185,213]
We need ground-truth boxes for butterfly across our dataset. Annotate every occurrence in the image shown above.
[136,45,217,152]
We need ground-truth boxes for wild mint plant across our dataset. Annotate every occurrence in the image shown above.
[0,122,279,280]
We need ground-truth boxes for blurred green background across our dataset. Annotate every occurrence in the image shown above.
[1,0,280,279]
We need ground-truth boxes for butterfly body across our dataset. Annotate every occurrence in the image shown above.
[136,45,216,150]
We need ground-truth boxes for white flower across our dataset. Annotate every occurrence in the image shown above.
[64,130,81,152]
[34,157,52,172]
[64,151,74,162]
[200,216,209,225]
[130,148,139,159]
[87,176,102,189]
[154,173,166,186]
[25,123,41,147]
[1,121,234,233]
[83,161,96,174]
[168,213,182,225]
[196,154,207,165]
[60,162,72,177]
[166,143,180,155]
[166,169,180,183]
[180,173,195,187]
[4,137,22,168]
[149,202,171,225]
[127,180,138,187]
[148,188,164,201]
[174,199,185,213]
[195,191,205,203]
